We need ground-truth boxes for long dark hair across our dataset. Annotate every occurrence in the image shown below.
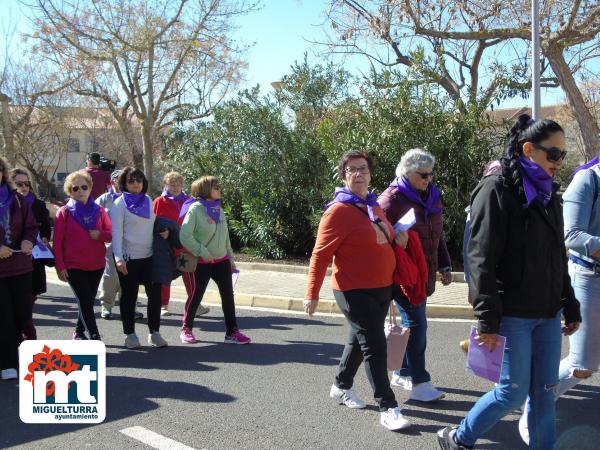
[504,114,564,159]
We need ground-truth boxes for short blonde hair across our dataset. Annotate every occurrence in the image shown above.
[163,171,183,186]
[63,170,93,196]
[191,176,219,200]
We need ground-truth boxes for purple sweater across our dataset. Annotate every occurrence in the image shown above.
[0,191,37,277]
[378,185,451,297]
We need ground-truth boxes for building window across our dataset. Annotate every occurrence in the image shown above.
[67,138,80,153]
[56,172,67,182]
[90,136,100,153]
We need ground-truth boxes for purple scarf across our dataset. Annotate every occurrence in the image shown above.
[122,192,150,219]
[109,187,121,202]
[393,176,442,219]
[518,157,554,208]
[162,189,189,203]
[67,197,101,231]
[571,155,600,178]
[199,198,221,223]
[24,192,35,206]
[0,185,14,244]
[325,187,379,222]
[179,197,198,220]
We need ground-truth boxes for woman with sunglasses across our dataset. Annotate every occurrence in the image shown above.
[0,157,37,380]
[53,170,112,341]
[9,168,52,340]
[437,114,581,450]
[179,176,250,345]
[111,167,166,349]
[378,148,451,402]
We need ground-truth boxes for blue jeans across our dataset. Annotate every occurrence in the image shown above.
[456,313,562,450]
[554,261,600,397]
[393,295,431,384]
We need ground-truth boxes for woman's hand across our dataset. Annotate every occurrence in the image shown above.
[21,240,33,255]
[0,245,13,259]
[440,271,453,286]
[394,231,409,249]
[57,269,69,282]
[230,261,237,271]
[116,260,128,275]
[89,230,100,240]
[159,229,169,240]
[562,321,580,336]
[304,299,318,316]
[475,331,498,352]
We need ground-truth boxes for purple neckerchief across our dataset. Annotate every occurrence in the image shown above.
[109,188,121,202]
[518,157,554,208]
[325,187,379,222]
[179,197,199,220]
[571,155,600,178]
[162,189,189,203]
[0,185,14,244]
[393,176,442,219]
[199,198,221,223]
[67,197,101,231]
[24,192,35,206]
[122,192,150,219]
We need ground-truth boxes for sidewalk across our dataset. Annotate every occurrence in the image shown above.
[47,262,473,319]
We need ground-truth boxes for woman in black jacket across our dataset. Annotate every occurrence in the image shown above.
[10,168,52,340]
[437,115,582,450]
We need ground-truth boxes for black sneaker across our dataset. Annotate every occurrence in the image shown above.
[437,427,473,449]
[135,311,144,320]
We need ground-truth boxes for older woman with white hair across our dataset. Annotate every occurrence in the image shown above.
[378,148,452,402]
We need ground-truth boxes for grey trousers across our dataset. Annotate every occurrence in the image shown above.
[97,243,121,309]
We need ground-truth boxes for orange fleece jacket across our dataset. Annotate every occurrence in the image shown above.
[306,202,396,300]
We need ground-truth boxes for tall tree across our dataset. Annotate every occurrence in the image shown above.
[330,0,600,159]
[31,0,255,187]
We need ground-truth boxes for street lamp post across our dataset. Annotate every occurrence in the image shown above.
[532,0,541,120]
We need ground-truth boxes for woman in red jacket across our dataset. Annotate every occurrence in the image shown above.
[0,157,37,380]
[54,170,112,340]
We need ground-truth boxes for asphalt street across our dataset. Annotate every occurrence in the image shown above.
[1,282,599,450]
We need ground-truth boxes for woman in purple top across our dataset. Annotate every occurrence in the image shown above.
[378,148,451,403]
[0,157,37,381]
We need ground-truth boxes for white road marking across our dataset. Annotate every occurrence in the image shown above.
[120,426,203,450]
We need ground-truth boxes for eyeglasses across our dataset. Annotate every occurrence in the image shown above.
[127,177,143,184]
[533,143,567,162]
[345,166,369,175]
[15,181,31,188]
[415,171,434,179]
[72,185,89,193]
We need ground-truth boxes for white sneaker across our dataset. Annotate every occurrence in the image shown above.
[380,407,411,431]
[148,332,168,348]
[125,333,141,349]
[196,304,210,317]
[409,381,445,402]
[1,368,17,380]
[519,399,530,445]
[390,373,413,390]
[160,306,171,316]
[329,384,366,409]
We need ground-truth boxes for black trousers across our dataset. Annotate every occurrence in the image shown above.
[67,269,103,337]
[0,272,32,370]
[117,257,161,335]
[183,259,238,334]
[334,286,398,411]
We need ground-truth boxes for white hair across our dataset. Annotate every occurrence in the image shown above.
[395,148,436,177]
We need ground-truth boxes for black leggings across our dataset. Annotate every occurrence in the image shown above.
[0,272,32,370]
[183,259,238,334]
[117,257,161,335]
[334,286,398,411]
[67,269,103,337]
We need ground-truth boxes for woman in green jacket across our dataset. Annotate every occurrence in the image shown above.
[179,176,250,345]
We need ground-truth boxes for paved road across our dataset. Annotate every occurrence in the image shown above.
[1,283,598,450]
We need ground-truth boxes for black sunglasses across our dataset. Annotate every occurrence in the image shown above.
[415,171,434,180]
[533,143,567,162]
[15,181,31,188]
[72,185,89,193]
[127,177,143,184]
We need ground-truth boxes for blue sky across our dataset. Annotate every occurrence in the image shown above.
[1,0,563,109]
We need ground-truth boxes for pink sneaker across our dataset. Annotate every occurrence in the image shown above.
[180,327,197,344]
[224,330,251,345]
